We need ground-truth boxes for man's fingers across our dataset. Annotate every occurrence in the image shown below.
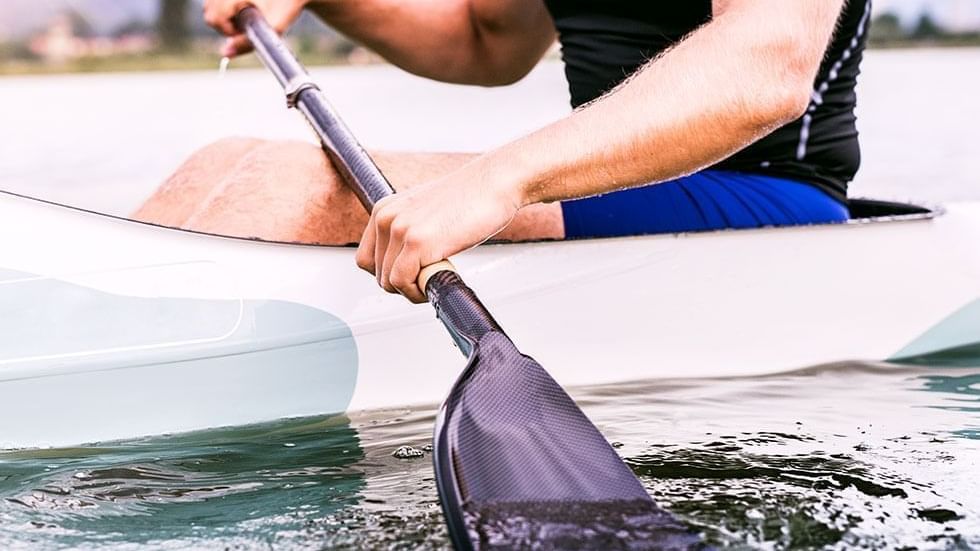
[355,217,378,274]
[378,235,402,294]
[374,222,390,288]
[202,2,238,36]
[372,203,397,287]
[204,0,269,51]
[353,193,439,303]
[389,246,426,304]
[222,35,253,57]
[268,6,299,35]
[380,221,411,294]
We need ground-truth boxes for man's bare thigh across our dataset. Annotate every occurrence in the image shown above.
[133,138,564,245]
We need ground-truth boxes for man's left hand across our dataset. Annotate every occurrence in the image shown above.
[355,164,521,303]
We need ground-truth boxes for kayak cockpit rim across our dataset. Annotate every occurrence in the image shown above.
[0,188,941,248]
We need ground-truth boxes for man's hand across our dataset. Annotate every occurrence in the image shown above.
[355,161,523,303]
[203,0,307,57]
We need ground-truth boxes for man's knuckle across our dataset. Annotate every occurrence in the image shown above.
[376,210,395,228]
[355,250,373,270]
[390,272,408,288]
[403,227,424,247]
[390,219,409,238]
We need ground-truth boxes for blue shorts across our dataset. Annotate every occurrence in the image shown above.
[560,170,849,239]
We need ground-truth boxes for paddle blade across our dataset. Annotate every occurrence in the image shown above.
[434,331,704,550]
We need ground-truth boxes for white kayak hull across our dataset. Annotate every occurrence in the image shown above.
[2,191,979,449]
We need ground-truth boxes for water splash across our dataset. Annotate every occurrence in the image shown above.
[218,56,230,78]
[1,365,979,548]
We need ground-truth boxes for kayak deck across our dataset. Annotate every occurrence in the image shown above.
[1,190,978,449]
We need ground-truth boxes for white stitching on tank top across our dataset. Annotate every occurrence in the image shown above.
[795,0,871,161]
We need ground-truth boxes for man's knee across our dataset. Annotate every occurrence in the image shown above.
[196,136,268,161]
[211,135,267,149]
[223,142,474,193]
[158,141,482,244]
[233,140,335,181]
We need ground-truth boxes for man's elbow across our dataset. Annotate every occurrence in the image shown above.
[742,77,812,134]
[462,62,535,87]
[723,0,843,130]
[768,77,813,125]
[752,40,819,127]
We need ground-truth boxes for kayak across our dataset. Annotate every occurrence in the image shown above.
[1,189,979,449]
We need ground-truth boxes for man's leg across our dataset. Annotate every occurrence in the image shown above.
[131,137,265,228]
[133,138,563,245]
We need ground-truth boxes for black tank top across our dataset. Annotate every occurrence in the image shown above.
[543,0,871,201]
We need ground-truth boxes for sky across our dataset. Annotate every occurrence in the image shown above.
[1,0,979,41]
[877,0,980,29]
[0,1,156,40]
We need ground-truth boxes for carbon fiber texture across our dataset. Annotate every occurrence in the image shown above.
[238,7,395,212]
[426,271,502,355]
[439,331,703,549]
[297,93,394,210]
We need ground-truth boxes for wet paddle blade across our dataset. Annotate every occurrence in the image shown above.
[434,331,704,550]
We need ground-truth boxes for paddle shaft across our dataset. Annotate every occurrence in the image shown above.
[236,7,501,354]
[234,13,693,551]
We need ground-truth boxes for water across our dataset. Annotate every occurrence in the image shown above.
[1,48,980,548]
[218,57,230,79]
[1,364,978,549]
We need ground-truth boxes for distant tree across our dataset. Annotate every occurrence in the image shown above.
[911,13,944,39]
[113,18,154,39]
[0,41,39,62]
[67,9,97,38]
[869,12,905,43]
[157,0,191,52]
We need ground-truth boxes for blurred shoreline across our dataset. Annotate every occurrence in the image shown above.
[2,40,980,78]
[2,1,978,77]
[0,51,342,77]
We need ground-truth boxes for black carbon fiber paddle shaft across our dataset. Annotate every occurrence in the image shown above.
[237,7,496,348]
[237,7,390,211]
[237,9,703,549]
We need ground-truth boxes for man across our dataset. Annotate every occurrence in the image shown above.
[135,0,869,303]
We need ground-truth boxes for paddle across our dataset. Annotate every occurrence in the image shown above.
[235,7,703,549]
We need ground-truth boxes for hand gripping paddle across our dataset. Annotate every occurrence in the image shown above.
[236,8,704,548]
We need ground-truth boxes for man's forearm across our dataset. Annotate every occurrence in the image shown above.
[477,0,844,207]
[306,0,554,85]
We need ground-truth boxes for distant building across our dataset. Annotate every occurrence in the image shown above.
[28,15,78,63]
[28,13,154,63]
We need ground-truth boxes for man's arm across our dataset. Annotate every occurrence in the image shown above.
[356,0,847,302]
[508,0,843,204]
[206,0,555,86]
[308,0,556,85]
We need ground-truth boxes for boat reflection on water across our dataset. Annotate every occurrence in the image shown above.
[0,415,368,548]
[917,371,980,440]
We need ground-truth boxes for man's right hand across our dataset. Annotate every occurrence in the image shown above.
[203,0,307,57]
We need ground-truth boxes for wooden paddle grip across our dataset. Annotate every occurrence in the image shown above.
[418,260,457,294]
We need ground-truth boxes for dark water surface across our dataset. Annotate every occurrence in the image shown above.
[2,362,978,550]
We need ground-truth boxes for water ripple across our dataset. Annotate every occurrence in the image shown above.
[1,363,978,549]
